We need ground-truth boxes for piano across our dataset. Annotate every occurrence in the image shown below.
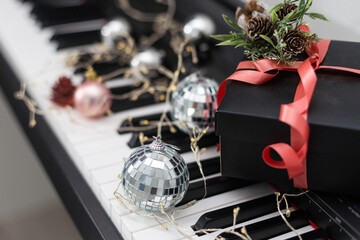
[0,0,359,239]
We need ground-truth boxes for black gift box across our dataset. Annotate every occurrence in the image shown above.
[216,40,360,197]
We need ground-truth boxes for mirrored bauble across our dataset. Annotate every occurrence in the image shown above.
[101,18,131,48]
[183,14,216,41]
[122,138,189,212]
[130,48,164,68]
[170,73,218,134]
[74,81,112,118]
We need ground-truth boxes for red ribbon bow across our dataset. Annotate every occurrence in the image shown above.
[217,26,360,188]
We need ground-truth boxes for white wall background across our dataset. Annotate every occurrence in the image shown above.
[0,90,59,218]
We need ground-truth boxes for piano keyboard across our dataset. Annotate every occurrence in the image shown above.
[0,0,327,239]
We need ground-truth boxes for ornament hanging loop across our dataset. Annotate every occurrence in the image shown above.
[150,136,181,151]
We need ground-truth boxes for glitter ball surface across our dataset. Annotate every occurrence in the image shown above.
[170,73,218,134]
[122,142,189,212]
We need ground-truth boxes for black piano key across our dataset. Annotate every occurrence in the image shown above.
[192,194,277,235]
[118,112,163,134]
[33,0,89,8]
[122,111,218,151]
[31,5,104,27]
[51,30,101,49]
[187,157,220,181]
[89,62,124,76]
[177,177,254,207]
[354,201,360,213]
[73,53,120,75]
[127,129,218,153]
[119,111,218,152]
[73,59,125,76]
[110,91,158,113]
[286,228,328,240]
[217,210,309,240]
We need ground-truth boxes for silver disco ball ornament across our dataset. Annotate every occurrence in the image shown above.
[130,48,164,68]
[122,137,189,212]
[170,73,218,134]
[183,13,216,41]
[101,18,131,48]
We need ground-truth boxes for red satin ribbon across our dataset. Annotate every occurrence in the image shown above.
[217,27,360,188]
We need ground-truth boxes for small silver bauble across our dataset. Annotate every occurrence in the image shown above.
[122,137,189,212]
[183,13,216,41]
[170,73,218,134]
[101,18,131,48]
[130,48,164,68]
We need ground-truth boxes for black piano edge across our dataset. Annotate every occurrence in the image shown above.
[0,53,123,239]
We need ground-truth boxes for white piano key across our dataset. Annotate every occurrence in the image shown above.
[268,225,315,240]
[74,135,124,156]
[110,198,140,233]
[111,204,123,233]
[50,19,106,35]
[82,143,131,170]
[100,180,119,214]
[105,78,135,88]
[91,163,124,197]
[54,103,166,145]
[0,0,57,78]
[121,183,274,240]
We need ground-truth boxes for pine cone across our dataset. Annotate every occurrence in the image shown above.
[276,3,298,20]
[282,30,307,55]
[236,0,265,23]
[247,16,274,40]
[51,76,76,107]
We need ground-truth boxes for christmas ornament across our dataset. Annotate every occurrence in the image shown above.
[74,81,112,118]
[183,14,216,41]
[130,48,164,68]
[101,17,131,48]
[51,76,76,107]
[122,137,189,212]
[170,73,218,134]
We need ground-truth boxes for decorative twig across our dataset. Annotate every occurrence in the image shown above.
[189,127,209,199]
[275,191,309,240]
[138,0,177,50]
[14,82,45,127]
[118,0,169,22]
[157,38,189,137]
[193,206,251,240]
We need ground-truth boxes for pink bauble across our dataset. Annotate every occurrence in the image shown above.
[74,81,112,118]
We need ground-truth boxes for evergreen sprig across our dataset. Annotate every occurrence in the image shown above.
[212,0,329,65]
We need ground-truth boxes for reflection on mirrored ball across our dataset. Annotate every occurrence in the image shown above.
[122,138,189,212]
[130,48,164,68]
[183,13,216,41]
[170,73,218,134]
[101,18,131,48]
